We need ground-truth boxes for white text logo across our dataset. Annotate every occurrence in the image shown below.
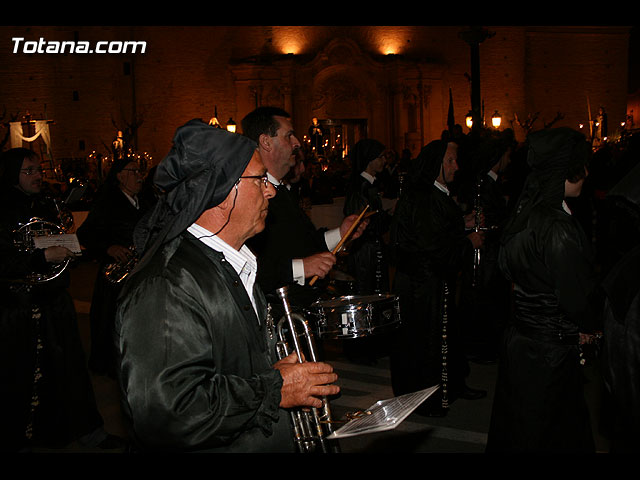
[12,37,147,54]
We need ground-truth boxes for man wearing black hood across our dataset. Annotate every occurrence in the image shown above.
[343,138,390,295]
[389,140,485,417]
[0,148,119,451]
[600,160,640,452]
[114,120,340,452]
[77,156,153,378]
[486,127,598,452]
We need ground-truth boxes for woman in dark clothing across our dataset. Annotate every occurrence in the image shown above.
[389,140,484,416]
[486,127,598,452]
[343,139,390,295]
[77,158,154,377]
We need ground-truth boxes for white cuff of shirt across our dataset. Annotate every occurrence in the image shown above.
[292,227,341,285]
[293,259,305,285]
[324,227,341,252]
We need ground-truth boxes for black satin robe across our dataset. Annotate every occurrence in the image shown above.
[487,205,597,452]
[0,188,103,450]
[389,183,473,413]
[602,244,640,452]
[343,175,390,295]
[77,185,151,375]
[114,232,294,452]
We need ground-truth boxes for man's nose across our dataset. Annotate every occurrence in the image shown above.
[264,182,276,199]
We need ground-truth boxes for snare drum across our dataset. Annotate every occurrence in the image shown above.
[309,294,401,339]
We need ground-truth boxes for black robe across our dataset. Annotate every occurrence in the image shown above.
[114,232,294,452]
[76,184,151,376]
[0,188,103,450]
[486,204,597,452]
[487,128,597,453]
[389,181,473,413]
[602,245,640,452]
[343,174,390,295]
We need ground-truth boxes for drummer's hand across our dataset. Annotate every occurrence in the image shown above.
[274,352,340,408]
[303,252,336,279]
[340,214,369,241]
[44,246,76,264]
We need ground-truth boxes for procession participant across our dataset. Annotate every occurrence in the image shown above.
[115,120,340,452]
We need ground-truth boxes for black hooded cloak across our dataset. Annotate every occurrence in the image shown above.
[600,161,640,452]
[114,120,295,452]
[486,127,597,452]
[343,138,389,294]
[388,139,474,415]
[76,155,154,377]
[0,148,104,450]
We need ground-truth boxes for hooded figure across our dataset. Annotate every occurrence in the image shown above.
[487,127,597,453]
[133,119,257,265]
[113,120,297,452]
[343,138,389,295]
[76,152,153,378]
[600,160,640,452]
[389,139,484,417]
[0,148,108,451]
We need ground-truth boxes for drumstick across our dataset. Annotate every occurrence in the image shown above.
[308,204,370,287]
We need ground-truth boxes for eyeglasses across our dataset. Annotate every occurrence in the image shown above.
[20,167,44,176]
[238,174,270,188]
[123,168,144,175]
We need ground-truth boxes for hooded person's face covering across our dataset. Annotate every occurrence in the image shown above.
[351,139,385,176]
[410,140,450,187]
[501,127,590,244]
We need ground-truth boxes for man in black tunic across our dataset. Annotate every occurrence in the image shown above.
[77,157,153,378]
[343,138,391,295]
[0,148,117,451]
[114,120,340,452]
[241,107,365,312]
[389,140,485,417]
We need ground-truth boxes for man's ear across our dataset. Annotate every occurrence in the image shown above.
[258,133,271,152]
[216,184,238,212]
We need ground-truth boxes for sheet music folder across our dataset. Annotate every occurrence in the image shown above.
[33,233,82,255]
[327,385,439,439]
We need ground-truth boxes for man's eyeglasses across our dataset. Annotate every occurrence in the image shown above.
[238,174,270,188]
[20,167,44,176]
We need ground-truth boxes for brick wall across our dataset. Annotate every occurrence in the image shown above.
[0,25,631,168]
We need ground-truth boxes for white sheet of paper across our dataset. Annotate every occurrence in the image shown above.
[33,233,82,254]
[327,385,440,439]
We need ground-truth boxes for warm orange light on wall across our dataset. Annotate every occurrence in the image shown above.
[281,43,300,55]
[373,26,409,56]
[273,26,306,55]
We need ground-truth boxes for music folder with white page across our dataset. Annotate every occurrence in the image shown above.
[33,233,82,255]
[328,385,439,439]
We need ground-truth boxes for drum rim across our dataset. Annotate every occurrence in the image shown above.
[312,293,397,308]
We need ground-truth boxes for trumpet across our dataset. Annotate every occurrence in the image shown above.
[274,286,340,453]
[102,245,138,284]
